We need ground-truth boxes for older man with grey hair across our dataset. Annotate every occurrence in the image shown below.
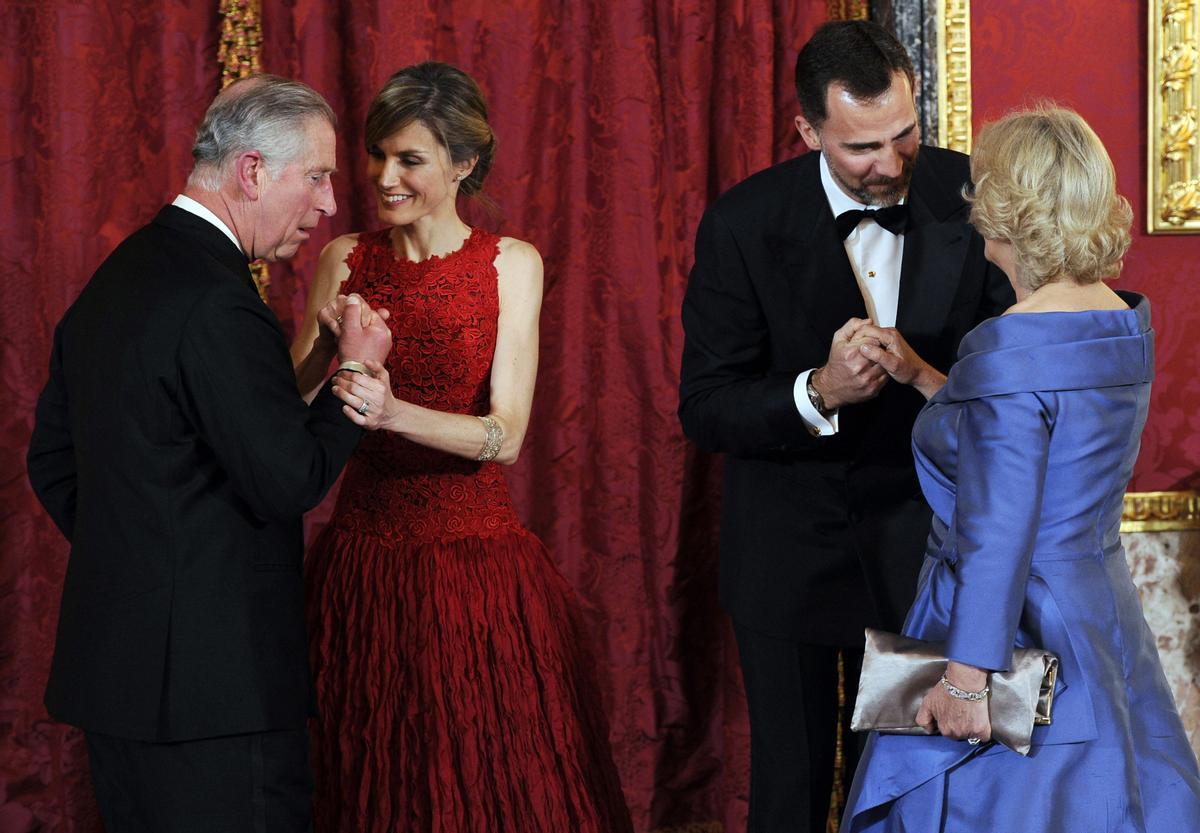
[27,74,391,832]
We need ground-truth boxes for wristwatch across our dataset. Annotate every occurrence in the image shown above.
[806,373,828,414]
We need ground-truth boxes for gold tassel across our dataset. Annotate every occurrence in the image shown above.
[217,0,269,303]
[826,0,870,20]
[826,650,846,832]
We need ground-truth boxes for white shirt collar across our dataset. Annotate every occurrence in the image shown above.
[171,194,243,254]
[818,152,906,216]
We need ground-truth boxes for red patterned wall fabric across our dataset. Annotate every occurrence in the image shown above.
[2,4,219,830]
[2,2,826,830]
[972,0,1200,491]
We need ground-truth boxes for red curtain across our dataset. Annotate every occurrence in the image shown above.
[2,4,219,830]
[2,2,827,830]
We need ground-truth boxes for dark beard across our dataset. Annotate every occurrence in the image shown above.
[832,148,919,207]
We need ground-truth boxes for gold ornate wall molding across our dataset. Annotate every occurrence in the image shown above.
[936,0,971,153]
[1148,0,1200,233]
[1122,491,1200,532]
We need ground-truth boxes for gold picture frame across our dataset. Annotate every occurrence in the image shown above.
[1122,491,1200,532]
[1148,0,1200,233]
[937,0,972,154]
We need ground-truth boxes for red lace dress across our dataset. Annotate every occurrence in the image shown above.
[305,227,631,833]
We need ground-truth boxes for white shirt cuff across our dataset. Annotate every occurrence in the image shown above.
[794,369,839,437]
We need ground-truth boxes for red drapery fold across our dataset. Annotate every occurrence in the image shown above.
[2,2,826,830]
[2,5,220,830]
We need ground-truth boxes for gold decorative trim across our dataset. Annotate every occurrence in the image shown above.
[218,0,270,302]
[936,0,972,153]
[1148,0,1200,233]
[827,650,846,833]
[1122,491,1200,532]
[825,1,869,21]
[218,0,263,86]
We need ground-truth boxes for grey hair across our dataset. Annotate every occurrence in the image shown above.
[187,74,336,191]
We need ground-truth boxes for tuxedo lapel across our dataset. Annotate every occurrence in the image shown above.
[895,153,971,338]
[777,155,869,352]
[789,212,869,347]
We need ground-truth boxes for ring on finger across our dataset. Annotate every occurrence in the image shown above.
[356,399,369,416]
[335,315,343,325]
[967,737,982,746]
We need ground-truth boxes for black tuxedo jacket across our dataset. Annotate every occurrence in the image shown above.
[27,206,362,742]
[679,146,1013,645]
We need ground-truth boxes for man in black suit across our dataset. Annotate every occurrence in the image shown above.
[678,21,1013,833]
[27,75,391,832]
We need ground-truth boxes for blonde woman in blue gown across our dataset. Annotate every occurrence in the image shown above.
[842,106,1200,832]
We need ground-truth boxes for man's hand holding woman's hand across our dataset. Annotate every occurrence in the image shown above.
[811,318,947,407]
[329,294,392,365]
[810,318,889,410]
[318,293,395,428]
[332,359,398,430]
[851,321,946,400]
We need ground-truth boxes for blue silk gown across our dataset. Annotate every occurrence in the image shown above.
[843,292,1200,832]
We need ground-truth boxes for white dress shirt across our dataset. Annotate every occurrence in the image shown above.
[172,194,243,254]
[792,153,907,436]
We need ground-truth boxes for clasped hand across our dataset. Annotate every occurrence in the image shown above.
[811,318,942,409]
[316,293,397,429]
[317,293,393,366]
[332,359,398,430]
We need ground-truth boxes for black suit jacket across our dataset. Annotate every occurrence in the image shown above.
[679,146,1013,645]
[27,206,362,742]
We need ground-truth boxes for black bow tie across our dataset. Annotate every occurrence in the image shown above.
[835,204,909,239]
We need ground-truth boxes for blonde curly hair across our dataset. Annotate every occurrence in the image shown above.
[967,105,1132,290]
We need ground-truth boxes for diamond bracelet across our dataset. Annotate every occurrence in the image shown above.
[939,675,990,702]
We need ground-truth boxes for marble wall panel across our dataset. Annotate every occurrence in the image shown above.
[872,0,940,144]
[1126,529,1200,756]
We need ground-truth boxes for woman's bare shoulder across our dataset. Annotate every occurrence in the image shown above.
[494,236,542,278]
[320,232,362,266]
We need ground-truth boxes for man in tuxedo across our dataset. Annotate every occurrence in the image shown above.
[27,75,391,832]
[678,21,1013,833]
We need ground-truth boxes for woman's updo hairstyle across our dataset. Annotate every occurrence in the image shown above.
[365,62,496,198]
[967,104,1132,290]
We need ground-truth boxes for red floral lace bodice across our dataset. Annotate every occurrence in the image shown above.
[329,226,523,545]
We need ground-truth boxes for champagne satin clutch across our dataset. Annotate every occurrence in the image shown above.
[850,628,1059,756]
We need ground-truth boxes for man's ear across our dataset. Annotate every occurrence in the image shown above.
[234,151,266,200]
[795,115,822,152]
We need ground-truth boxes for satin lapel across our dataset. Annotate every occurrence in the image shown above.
[779,166,869,351]
[895,187,969,339]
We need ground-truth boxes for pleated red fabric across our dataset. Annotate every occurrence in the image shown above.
[305,228,632,833]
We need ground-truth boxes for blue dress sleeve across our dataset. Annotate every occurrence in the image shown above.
[945,391,1054,671]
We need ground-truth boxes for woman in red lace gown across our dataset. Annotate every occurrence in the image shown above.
[290,63,632,833]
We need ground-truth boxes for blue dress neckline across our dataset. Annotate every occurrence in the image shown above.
[935,291,1152,403]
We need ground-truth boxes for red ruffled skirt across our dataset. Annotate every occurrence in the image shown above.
[305,524,632,833]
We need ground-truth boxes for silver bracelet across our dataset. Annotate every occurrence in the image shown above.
[476,415,503,462]
[939,675,990,701]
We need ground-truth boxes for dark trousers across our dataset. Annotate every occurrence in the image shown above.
[85,728,312,833]
[734,622,866,833]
